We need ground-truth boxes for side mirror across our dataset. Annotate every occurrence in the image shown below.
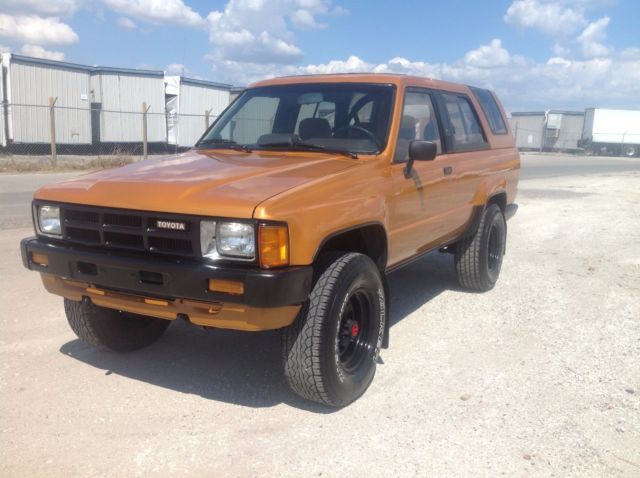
[404,141,437,178]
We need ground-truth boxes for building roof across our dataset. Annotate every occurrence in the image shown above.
[512,110,584,116]
[9,54,93,73]
[8,53,166,77]
[179,76,232,90]
[91,66,164,77]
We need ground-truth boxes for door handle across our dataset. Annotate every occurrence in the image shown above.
[443,166,453,176]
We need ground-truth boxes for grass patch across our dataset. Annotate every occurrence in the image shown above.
[0,154,136,173]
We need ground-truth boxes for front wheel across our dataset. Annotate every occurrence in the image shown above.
[455,204,507,292]
[282,253,386,407]
[64,299,171,352]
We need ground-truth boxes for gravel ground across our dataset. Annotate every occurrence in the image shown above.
[0,155,638,477]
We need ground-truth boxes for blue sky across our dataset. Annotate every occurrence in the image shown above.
[1,0,639,110]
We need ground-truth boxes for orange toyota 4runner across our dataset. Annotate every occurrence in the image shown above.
[21,74,519,406]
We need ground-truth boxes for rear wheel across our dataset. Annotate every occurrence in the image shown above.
[64,299,171,352]
[623,145,638,157]
[455,204,507,292]
[282,253,385,407]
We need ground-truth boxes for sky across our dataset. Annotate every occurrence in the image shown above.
[0,0,639,111]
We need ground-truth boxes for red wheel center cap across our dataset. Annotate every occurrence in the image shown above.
[350,323,359,337]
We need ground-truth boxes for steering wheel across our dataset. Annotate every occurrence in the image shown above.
[333,125,382,150]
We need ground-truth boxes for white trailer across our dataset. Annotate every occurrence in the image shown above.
[581,108,640,157]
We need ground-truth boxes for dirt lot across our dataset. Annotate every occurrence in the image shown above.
[0,154,638,477]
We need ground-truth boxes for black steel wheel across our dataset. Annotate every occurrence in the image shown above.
[282,253,386,407]
[337,289,373,372]
[455,204,507,292]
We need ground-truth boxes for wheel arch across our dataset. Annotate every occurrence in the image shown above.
[312,222,391,348]
[487,190,507,212]
[312,222,389,272]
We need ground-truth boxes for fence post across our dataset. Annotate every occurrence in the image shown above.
[205,108,212,130]
[142,102,150,160]
[49,97,57,167]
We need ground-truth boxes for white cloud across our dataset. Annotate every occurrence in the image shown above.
[463,39,515,68]
[210,38,640,111]
[0,0,79,17]
[552,43,571,57]
[20,44,65,60]
[206,0,344,65]
[577,16,610,57]
[504,0,587,36]
[165,63,187,74]
[0,14,78,45]
[620,47,640,60]
[0,44,10,53]
[116,17,137,30]
[102,0,205,27]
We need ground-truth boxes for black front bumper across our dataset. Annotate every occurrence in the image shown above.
[21,237,313,308]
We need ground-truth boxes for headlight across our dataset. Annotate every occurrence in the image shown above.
[35,204,61,237]
[200,220,255,260]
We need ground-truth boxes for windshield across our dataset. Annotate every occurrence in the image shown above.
[197,83,395,155]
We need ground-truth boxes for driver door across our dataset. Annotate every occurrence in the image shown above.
[387,88,453,266]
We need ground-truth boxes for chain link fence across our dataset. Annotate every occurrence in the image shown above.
[3,103,638,171]
[0,102,219,171]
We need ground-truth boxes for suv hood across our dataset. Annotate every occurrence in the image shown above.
[35,150,356,218]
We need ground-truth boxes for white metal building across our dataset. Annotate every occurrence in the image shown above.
[229,87,245,102]
[1,53,92,144]
[90,67,167,143]
[164,76,231,147]
[0,55,5,147]
[509,110,584,151]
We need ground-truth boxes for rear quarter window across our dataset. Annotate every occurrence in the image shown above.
[440,92,488,152]
[471,87,508,135]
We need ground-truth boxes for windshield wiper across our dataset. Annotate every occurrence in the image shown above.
[258,141,358,159]
[196,138,252,152]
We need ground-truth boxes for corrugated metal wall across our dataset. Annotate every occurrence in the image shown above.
[509,114,544,150]
[93,72,166,143]
[546,114,584,150]
[0,56,5,147]
[8,58,91,144]
[175,81,230,146]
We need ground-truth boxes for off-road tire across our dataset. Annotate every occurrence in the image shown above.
[623,145,638,157]
[64,299,171,352]
[282,253,386,407]
[455,204,507,292]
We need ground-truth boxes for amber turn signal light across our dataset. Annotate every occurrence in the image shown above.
[258,224,289,269]
[30,252,49,267]
[208,279,244,295]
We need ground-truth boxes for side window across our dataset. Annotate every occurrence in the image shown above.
[394,90,441,163]
[441,93,488,152]
[471,87,507,134]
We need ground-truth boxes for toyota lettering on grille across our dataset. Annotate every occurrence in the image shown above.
[156,220,186,231]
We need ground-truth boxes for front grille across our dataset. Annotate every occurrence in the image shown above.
[58,205,199,257]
